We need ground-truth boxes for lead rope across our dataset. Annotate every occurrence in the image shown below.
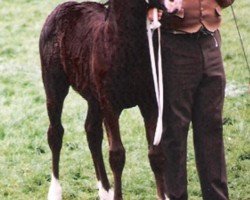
[146,8,164,146]
[231,5,250,83]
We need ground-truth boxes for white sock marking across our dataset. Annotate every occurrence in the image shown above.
[48,174,62,200]
[97,181,114,200]
[165,194,170,200]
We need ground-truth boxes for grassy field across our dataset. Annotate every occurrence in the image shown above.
[0,0,249,199]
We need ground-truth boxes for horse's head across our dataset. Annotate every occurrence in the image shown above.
[148,0,182,13]
[147,0,165,9]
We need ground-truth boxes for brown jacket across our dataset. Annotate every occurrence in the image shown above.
[161,0,235,33]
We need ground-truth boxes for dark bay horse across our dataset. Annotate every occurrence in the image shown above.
[39,0,171,199]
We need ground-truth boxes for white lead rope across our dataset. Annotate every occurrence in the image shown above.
[146,8,164,146]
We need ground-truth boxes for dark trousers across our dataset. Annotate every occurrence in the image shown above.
[161,31,229,200]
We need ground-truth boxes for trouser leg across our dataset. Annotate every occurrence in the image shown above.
[162,33,203,200]
[192,32,229,200]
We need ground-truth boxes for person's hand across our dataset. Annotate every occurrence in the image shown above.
[147,8,163,21]
[164,0,182,14]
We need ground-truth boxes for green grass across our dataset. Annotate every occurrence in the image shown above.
[0,0,249,199]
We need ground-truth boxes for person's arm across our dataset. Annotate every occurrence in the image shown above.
[216,0,235,8]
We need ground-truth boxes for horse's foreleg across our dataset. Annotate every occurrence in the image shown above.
[104,111,125,200]
[85,99,113,200]
[148,145,168,200]
[43,67,69,200]
[139,105,168,200]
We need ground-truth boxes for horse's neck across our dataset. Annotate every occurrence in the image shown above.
[108,0,147,33]
[103,0,148,70]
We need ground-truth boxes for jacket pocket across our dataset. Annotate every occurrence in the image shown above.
[215,6,222,16]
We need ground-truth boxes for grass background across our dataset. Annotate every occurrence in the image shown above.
[0,0,249,199]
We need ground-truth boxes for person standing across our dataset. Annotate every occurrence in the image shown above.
[147,0,235,199]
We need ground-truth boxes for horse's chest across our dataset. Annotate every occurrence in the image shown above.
[106,68,139,109]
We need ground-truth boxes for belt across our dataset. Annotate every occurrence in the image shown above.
[166,27,215,39]
[165,27,219,47]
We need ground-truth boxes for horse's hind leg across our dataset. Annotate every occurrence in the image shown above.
[42,66,69,200]
[103,110,125,200]
[139,104,168,200]
[85,98,113,199]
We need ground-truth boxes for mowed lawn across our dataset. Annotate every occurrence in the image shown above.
[0,0,249,199]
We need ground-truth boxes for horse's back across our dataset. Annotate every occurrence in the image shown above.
[40,1,107,95]
[40,1,106,45]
